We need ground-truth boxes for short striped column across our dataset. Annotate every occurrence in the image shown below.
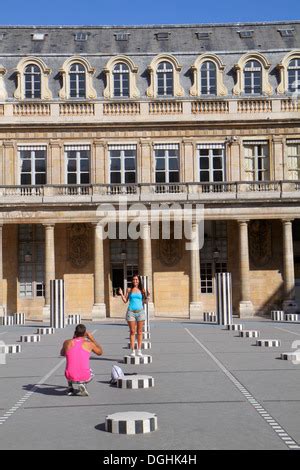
[143,332,151,340]
[128,341,151,350]
[239,330,260,338]
[281,352,300,361]
[105,411,158,434]
[256,339,281,347]
[0,316,14,326]
[13,313,26,325]
[203,312,217,323]
[1,344,22,354]
[215,273,233,325]
[271,310,285,321]
[20,335,41,343]
[141,275,150,334]
[226,324,244,331]
[66,314,81,325]
[285,314,298,322]
[36,328,55,335]
[124,355,152,365]
[50,280,65,329]
[117,375,154,389]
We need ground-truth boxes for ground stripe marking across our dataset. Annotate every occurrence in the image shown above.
[274,327,300,337]
[0,329,97,426]
[185,327,300,450]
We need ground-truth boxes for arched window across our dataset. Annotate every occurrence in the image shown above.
[288,58,300,93]
[200,61,217,95]
[113,63,130,97]
[157,61,174,96]
[244,60,262,95]
[69,63,86,98]
[24,64,41,99]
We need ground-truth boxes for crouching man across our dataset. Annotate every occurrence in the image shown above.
[60,324,103,396]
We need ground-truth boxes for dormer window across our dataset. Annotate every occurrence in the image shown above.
[113,63,129,97]
[24,64,41,99]
[157,61,174,96]
[278,29,294,37]
[75,32,89,41]
[155,32,170,41]
[69,63,86,98]
[244,60,262,94]
[238,30,254,38]
[196,32,211,39]
[32,33,46,41]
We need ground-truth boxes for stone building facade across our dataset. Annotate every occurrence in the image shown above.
[0,22,299,320]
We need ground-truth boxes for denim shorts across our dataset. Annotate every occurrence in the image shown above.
[126,309,146,322]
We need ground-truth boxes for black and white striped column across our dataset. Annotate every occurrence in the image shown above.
[13,313,26,325]
[66,314,81,326]
[36,328,55,335]
[203,312,217,323]
[285,314,299,322]
[226,324,244,331]
[141,275,150,334]
[1,344,22,354]
[271,310,285,321]
[117,375,154,389]
[124,355,152,365]
[239,330,260,338]
[128,341,151,350]
[20,335,41,343]
[50,280,65,329]
[256,339,281,347]
[215,273,233,326]
[0,316,14,326]
[105,411,158,434]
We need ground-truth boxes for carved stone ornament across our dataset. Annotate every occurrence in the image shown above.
[159,232,182,266]
[249,220,272,267]
[68,223,91,268]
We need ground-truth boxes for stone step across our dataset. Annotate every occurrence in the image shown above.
[124,355,152,365]
[117,375,154,389]
[20,335,41,343]
[36,328,55,335]
[105,411,158,434]
[256,339,281,347]
[239,330,260,338]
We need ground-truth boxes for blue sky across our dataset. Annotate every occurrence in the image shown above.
[0,0,299,25]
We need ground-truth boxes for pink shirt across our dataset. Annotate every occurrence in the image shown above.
[65,338,91,382]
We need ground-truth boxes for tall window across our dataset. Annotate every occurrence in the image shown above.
[18,224,45,298]
[154,144,179,183]
[287,140,300,180]
[157,61,174,96]
[288,58,300,93]
[244,60,262,94]
[18,146,46,185]
[197,144,225,182]
[69,63,86,98]
[200,221,228,294]
[24,64,41,99]
[200,61,217,95]
[65,145,90,184]
[109,145,136,184]
[244,141,269,181]
[113,63,130,97]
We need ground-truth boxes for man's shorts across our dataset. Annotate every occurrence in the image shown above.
[126,309,146,322]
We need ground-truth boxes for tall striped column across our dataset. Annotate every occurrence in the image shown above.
[215,273,233,326]
[50,279,64,329]
[141,223,154,318]
[0,224,4,317]
[141,275,150,333]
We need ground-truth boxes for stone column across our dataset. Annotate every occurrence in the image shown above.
[189,222,203,319]
[229,140,241,182]
[182,139,195,182]
[282,219,297,312]
[140,139,152,183]
[238,220,254,317]
[3,141,15,185]
[92,223,107,320]
[141,223,155,317]
[0,224,4,316]
[43,224,55,321]
[49,140,63,185]
[93,140,106,184]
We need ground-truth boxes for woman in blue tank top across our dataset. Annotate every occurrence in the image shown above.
[119,274,150,357]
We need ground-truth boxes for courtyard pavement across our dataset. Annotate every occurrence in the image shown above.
[0,318,300,450]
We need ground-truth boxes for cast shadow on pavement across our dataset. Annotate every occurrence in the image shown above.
[22,383,67,396]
